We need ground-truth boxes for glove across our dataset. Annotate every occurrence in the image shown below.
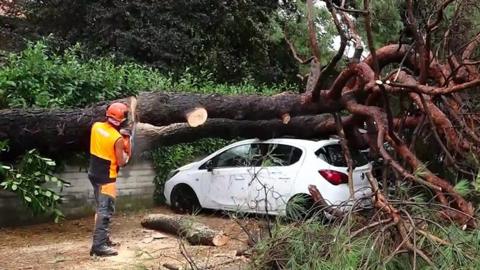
[123,136,132,157]
[120,128,132,158]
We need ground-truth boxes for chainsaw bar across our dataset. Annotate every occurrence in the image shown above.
[129,97,138,157]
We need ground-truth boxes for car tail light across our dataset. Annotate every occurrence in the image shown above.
[319,170,348,185]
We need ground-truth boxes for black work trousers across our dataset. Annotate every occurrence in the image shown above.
[89,177,116,249]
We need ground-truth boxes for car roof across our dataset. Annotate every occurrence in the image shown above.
[230,138,340,150]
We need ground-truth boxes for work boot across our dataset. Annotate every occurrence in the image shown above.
[90,245,118,257]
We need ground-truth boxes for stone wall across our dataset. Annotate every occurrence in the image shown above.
[0,160,157,227]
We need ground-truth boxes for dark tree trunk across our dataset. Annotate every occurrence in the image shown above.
[134,115,421,152]
[134,116,342,151]
[0,92,340,157]
[135,92,340,124]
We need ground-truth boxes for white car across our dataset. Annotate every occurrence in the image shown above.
[163,138,372,217]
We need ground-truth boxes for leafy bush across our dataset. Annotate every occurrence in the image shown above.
[151,138,233,203]
[0,142,70,222]
[0,41,290,109]
[171,69,288,95]
[0,41,169,108]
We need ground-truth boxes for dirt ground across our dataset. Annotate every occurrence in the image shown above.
[0,207,253,270]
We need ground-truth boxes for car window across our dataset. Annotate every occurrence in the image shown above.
[251,143,302,167]
[316,144,368,167]
[211,144,252,168]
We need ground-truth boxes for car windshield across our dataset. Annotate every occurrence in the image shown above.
[203,142,303,169]
[250,143,302,167]
[315,144,369,167]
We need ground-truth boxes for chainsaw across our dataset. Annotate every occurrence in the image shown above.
[120,97,138,163]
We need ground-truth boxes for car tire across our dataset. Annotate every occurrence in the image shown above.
[285,193,316,221]
[170,185,202,214]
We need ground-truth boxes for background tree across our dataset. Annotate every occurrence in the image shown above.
[19,0,299,84]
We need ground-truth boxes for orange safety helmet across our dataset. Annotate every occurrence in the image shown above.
[106,102,128,123]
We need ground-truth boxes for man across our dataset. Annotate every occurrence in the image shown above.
[88,102,131,256]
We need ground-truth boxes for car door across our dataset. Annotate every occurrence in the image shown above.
[202,144,253,211]
[246,143,303,213]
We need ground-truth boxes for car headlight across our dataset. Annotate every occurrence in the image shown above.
[166,170,179,179]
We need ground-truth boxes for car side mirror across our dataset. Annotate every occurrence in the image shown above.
[205,160,214,172]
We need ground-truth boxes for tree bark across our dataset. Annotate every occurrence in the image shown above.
[0,91,340,157]
[132,114,421,153]
[141,214,229,246]
[135,91,340,124]
[134,116,343,151]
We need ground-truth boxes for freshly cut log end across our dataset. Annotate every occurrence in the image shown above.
[185,107,208,127]
[140,214,229,246]
[281,113,291,124]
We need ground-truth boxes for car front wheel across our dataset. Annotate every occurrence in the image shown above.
[170,185,202,214]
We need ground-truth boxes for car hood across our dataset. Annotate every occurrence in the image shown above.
[177,161,199,171]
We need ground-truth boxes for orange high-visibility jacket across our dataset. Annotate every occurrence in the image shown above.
[88,122,122,183]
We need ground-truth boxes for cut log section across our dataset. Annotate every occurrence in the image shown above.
[281,113,291,124]
[185,107,208,127]
[141,214,229,246]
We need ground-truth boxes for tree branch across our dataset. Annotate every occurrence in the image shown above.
[306,0,321,61]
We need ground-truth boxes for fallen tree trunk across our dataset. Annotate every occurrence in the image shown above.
[135,91,339,124]
[135,115,420,151]
[0,91,340,156]
[135,116,342,151]
[0,107,419,158]
[141,214,229,246]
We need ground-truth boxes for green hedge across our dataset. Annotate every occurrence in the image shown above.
[0,41,168,108]
[0,41,289,109]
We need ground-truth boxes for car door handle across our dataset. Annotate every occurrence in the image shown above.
[278,177,290,180]
[234,176,244,180]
